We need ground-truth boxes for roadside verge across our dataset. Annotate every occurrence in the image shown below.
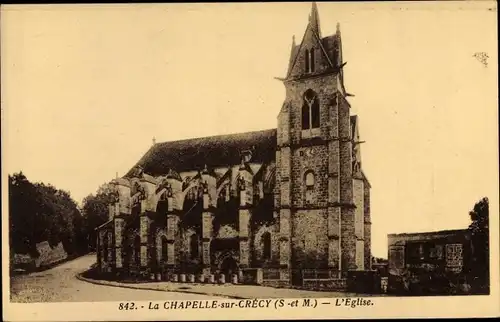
[75,272,245,299]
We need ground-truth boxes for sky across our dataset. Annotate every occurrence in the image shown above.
[2,2,498,258]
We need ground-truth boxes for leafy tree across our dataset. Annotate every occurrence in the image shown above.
[9,172,87,259]
[468,197,489,292]
[81,183,115,251]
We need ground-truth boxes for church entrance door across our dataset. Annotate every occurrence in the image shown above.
[291,269,303,286]
[220,256,238,278]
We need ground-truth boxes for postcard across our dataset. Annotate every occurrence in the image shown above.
[2,1,499,321]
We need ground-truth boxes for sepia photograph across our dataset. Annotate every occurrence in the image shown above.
[2,1,498,321]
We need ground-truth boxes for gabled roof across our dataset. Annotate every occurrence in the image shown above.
[125,129,277,177]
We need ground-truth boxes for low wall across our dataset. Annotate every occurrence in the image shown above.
[35,241,68,268]
[302,279,347,291]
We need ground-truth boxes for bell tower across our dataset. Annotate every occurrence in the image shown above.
[275,2,361,278]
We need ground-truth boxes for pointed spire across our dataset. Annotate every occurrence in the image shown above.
[287,35,297,75]
[309,2,321,37]
[336,22,341,34]
[152,136,156,146]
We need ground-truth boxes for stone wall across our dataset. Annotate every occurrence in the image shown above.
[363,183,372,270]
[291,209,328,268]
[34,241,68,268]
[291,145,329,208]
[353,178,364,270]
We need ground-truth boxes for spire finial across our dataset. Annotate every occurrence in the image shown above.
[309,2,321,37]
[336,22,341,34]
[152,136,156,145]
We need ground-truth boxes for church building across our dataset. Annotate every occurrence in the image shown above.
[96,2,372,289]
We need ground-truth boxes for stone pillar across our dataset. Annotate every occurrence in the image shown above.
[353,178,365,271]
[108,202,119,221]
[166,214,177,266]
[327,207,341,270]
[208,274,215,284]
[327,122,342,271]
[239,209,251,268]
[197,274,205,283]
[202,188,213,275]
[363,183,372,270]
[114,216,124,270]
[179,274,186,282]
[277,144,292,271]
[167,196,173,213]
[139,215,150,269]
[279,209,291,268]
[218,274,226,284]
[188,274,195,283]
[256,268,263,285]
[338,96,356,272]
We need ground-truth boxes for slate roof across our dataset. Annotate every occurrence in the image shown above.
[125,129,277,177]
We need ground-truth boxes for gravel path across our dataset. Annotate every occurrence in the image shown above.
[10,254,222,303]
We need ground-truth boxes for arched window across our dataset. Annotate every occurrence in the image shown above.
[134,235,141,265]
[304,171,315,205]
[190,234,199,259]
[305,49,310,73]
[302,101,310,129]
[261,232,271,260]
[305,172,315,187]
[302,89,320,130]
[310,48,315,72]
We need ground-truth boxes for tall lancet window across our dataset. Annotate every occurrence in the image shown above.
[261,232,271,260]
[190,234,199,259]
[305,49,310,73]
[310,48,315,72]
[302,89,320,130]
[305,48,315,73]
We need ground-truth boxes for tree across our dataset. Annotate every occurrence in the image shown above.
[468,197,489,292]
[9,172,38,255]
[9,172,86,259]
[81,183,115,251]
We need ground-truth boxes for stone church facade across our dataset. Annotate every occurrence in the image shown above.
[96,3,372,288]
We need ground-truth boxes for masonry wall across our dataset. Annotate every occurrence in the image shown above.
[291,209,329,268]
[353,178,364,270]
[291,145,329,208]
[363,183,372,270]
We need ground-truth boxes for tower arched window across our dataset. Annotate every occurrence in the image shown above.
[304,171,315,205]
[190,234,199,259]
[305,172,315,187]
[261,232,271,260]
[302,89,320,130]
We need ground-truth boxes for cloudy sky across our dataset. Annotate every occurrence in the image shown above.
[2,2,497,257]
